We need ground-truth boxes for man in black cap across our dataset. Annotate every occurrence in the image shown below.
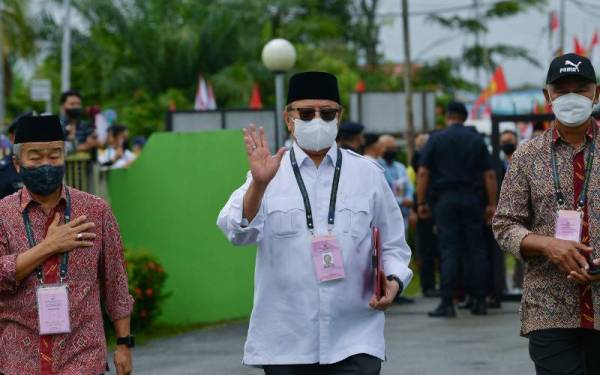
[337,121,365,153]
[417,100,498,317]
[494,53,600,374]
[0,115,134,375]
[218,72,413,374]
[0,114,27,199]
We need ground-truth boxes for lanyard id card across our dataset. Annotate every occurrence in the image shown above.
[36,284,71,335]
[23,189,73,335]
[290,146,346,283]
[311,235,345,282]
[555,209,583,242]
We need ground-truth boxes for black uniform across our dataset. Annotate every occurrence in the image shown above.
[0,155,21,200]
[420,122,494,302]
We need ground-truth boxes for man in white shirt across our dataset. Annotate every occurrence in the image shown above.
[217,72,413,374]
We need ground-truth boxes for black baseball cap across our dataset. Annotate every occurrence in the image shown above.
[445,101,468,119]
[546,53,597,84]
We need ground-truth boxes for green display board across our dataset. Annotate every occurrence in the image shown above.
[107,130,256,324]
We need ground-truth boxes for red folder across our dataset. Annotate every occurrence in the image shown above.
[372,227,386,299]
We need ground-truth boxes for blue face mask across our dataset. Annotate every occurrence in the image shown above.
[19,165,65,196]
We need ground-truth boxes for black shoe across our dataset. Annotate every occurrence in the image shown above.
[394,296,415,304]
[428,302,456,318]
[471,298,488,316]
[458,297,473,310]
[423,289,440,298]
[487,297,502,309]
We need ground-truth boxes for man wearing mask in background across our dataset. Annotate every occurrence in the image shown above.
[0,115,135,375]
[494,53,600,374]
[59,90,100,154]
[379,135,414,231]
[337,121,365,154]
[218,71,412,375]
[417,101,498,317]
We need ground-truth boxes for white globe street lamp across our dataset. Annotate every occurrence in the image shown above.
[262,39,296,148]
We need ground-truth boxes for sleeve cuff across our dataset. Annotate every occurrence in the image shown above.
[229,201,262,234]
[508,228,532,261]
[0,253,20,294]
[107,294,135,322]
[385,264,413,294]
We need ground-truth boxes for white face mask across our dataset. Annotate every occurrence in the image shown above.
[551,92,595,128]
[293,118,338,152]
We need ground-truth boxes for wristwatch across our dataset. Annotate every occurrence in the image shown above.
[116,335,135,348]
[386,275,404,296]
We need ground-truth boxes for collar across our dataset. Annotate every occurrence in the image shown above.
[19,185,68,213]
[292,142,339,167]
[552,119,597,144]
[449,123,464,128]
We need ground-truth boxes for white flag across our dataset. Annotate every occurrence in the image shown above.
[194,76,217,111]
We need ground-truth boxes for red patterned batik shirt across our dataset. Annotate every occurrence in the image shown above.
[0,186,134,375]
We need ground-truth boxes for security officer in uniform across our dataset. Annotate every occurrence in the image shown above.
[416,101,498,317]
[218,71,413,375]
[337,121,365,153]
[0,115,25,199]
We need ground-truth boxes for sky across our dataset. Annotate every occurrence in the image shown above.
[378,0,600,90]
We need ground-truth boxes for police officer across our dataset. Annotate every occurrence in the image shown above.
[0,115,26,199]
[337,121,365,153]
[218,71,413,374]
[416,101,498,317]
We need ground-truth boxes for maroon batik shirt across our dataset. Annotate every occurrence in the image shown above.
[0,186,134,375]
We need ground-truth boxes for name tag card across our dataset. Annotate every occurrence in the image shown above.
[37,285,71,335]
[311,235,345,282]
[555,210,583,243]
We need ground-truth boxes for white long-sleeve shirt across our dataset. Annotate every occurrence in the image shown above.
[217,142,413,366]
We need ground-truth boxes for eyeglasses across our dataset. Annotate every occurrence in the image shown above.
[288,107,341,122]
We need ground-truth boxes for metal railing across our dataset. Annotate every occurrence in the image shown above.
[65,152,109,199]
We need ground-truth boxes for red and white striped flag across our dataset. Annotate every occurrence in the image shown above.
[549,11,561,57]
[574,36,587,56]
[194,76,217,111]
[589,30,600,71]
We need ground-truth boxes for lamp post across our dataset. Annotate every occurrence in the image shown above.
[262,38,296,148]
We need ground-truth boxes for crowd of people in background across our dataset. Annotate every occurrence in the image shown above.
[335,100,542,315]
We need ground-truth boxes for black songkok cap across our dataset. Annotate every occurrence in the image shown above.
[546,53,597,84]
[287,72,341,104]
[14,115,66,144]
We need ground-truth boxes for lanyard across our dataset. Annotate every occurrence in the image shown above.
[551,125,596,210]
[23,188,72,284]
[290,146,343,232]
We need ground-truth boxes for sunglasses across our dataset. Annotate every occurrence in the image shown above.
[289,107,341,122]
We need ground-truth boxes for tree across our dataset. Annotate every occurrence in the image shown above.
[428,0,547,87]
[1,0,37,102]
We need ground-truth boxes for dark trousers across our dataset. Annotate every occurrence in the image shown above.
[433,191,487,300]
[529,328,600,375]
[263,354,381,375]
[484,225,506,299]
[416,217,438,292]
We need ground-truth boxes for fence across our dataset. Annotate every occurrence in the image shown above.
[65,152,108,199]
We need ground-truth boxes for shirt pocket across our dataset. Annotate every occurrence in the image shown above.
[336,198,371,239]
[266,197,306,238]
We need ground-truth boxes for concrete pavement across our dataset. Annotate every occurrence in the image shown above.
[125,298,533,375]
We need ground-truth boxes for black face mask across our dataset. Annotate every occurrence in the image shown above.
[501,143,517,156]
[19,164,65,196]
[65,108,82,121]
[382,150,397,162]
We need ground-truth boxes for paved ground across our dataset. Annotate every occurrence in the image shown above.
[124,298,533,375]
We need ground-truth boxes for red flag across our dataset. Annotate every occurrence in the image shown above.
[249,82,263,110]
[574,36,587,56]
[550,11,561,56]
[355,80,366,93]
[471,67,508,119]
[589,30,600,68]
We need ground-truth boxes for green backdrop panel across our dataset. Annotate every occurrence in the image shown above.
[107,130,255,325]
